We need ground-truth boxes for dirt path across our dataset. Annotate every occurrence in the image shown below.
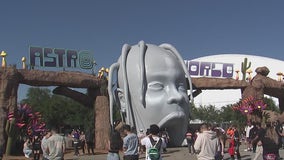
[3,143,284,160]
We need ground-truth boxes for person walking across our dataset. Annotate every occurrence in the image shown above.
[160,128,169,153]
[249,122,258,153]
[41,129,51,160]
[252,122,265,160]
[72,129,80,156]
[141,124,166,160]
[23,138,32,158]
[194,123,220,160]
[46,127,66,160]
[138,129,146,154]
[275,120,284,149]
[214,127,225,160]
[80,131,86,155]
[244,120,254,152]
[86,128,95,155]
[262,123,280,160]
[185,128,195,154]
[122,124,139,160]
[107,130,123,160]
[231,125,241,160]
[32,134,41,160]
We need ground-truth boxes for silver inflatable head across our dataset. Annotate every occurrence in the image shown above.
[108,41,193,146]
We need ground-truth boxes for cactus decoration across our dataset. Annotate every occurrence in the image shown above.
[5,104,46,155]
[241,57,251,81]
[5,118,18,155]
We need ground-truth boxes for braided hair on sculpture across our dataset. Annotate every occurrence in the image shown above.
[108,41,193,130]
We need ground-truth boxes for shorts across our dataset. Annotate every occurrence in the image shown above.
[123,154,139,160]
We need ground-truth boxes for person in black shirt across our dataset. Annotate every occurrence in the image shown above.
[85,128,95,155]
[231,125,241,160]
[275,120,284,149]
[252,122,265,160]
[32,134,41,160]
[249,122,258,153]
[107,130,123,160]
[262,123,280,160]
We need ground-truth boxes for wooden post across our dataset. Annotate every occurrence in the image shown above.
[94,96,110,151]
[0,67,19,156]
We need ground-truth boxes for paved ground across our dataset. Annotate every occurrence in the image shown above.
[3,142,284,160]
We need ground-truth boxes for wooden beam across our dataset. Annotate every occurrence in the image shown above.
[52,86,94,108]
[18,69,101,88]
[191,77,248,89]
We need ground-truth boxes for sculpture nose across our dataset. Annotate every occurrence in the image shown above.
[167,87,183,104]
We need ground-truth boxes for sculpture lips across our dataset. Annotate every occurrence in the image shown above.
[158,111,186,127]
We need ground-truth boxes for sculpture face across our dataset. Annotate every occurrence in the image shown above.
[144,50,190,145]
[111,42,191,146]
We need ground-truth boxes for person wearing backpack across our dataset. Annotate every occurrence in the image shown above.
[141,124,166,160]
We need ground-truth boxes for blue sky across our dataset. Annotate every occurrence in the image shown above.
[1,0,284,101]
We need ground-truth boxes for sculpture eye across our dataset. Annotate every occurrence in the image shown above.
[178,83,186,92]
[148,82,164,91]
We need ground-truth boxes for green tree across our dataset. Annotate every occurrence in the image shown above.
[190,97,278,129]
[220,104,246,125]
[191,104,246,128]
[189,103,198,120]
[21,87,92,131]
[264,97,280,113]
[192,105,222,123]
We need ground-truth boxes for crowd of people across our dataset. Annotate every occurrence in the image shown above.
[107,124,169,160]
[23,129,65,160]
[70,129,95,156]
[21,127,95,160]
[183,121,284,160]
[106,121,284,160]
[23,128,66,160]
[19,120,284,160]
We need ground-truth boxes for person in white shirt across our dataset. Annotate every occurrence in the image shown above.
[138,129,146,154]
[41,130,51,160]
[23,138,32,158]
[244,121,254,151]
[141,124,166,160]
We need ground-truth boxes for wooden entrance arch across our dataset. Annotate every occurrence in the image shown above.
[0,66,109,155]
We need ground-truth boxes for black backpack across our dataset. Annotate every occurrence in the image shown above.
[148,136,162,160]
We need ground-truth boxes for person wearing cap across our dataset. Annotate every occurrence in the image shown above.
[140,124,166,160]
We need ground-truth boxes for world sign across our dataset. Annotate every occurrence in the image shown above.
[185,60,234,78]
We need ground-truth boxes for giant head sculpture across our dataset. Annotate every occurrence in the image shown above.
[108,41,193,146]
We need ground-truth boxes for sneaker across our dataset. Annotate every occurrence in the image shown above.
[24,154,29,158]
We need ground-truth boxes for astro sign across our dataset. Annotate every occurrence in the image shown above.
[29,46,94,69]
[185,60,234,78]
